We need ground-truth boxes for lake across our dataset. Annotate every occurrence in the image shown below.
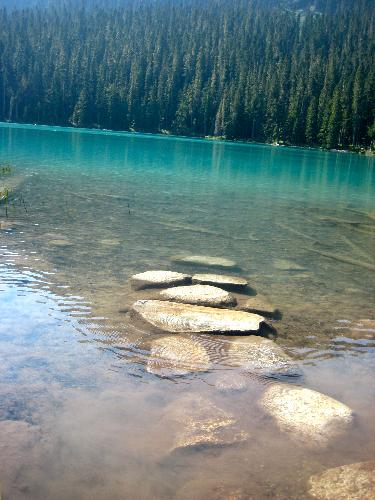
[1,123,375,499]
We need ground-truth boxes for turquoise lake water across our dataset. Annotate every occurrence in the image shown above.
[0,123,375,499]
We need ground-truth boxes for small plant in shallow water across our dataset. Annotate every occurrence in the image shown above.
[0,186,11,217]
[0,165,12,175]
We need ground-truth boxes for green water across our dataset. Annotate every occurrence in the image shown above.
[0,123,375,499]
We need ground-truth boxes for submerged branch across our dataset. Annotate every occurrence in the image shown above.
[304,247,375,272]
[341,235,374,263]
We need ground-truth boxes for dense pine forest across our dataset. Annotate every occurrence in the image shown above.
[0,0,374,149]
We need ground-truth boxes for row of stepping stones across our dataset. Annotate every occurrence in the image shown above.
[127,262,370,498]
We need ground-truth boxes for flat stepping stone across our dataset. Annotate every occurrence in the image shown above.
[162,394,248,452]
[308,461,375,500]
[147,336,211,377]
[160,284,237,308]
[192,273,248,290]
[171,254,237,269]
[130,270,191,291]
[226,337,300,378]
[259,383,354,448]
[132,300,265,334]
[238,294,280,318]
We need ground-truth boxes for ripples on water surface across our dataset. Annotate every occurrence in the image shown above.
[0,123,375,499]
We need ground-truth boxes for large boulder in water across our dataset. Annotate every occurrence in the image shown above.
[226,337,300,378]
[160,284,237,308]
[132,300,265,334]
[192,273,248,291]
[308,461,375,500]
[147,335,211,377]
[130,270,191,291]
[259,384,354,448]
[162,394,248,452]
[171,254,238,270]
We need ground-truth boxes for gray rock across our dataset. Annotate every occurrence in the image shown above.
[171,254,237,269]
[226,337,299,378]
[130,270,191,291]
[308,461,375,500]
[192,273,248,290]
[163,394,248,452]
[160,284,237,308]
[238,294,280,319]
[259,383,354,448]
[147,335,211,376]
[132,300,265,334]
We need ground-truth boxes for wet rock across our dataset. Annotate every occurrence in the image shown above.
[238,294,281,319]
[215,372,248,393]
[163,394,248,452]
[259,384,354,448]
[308,461,375,500]
[132,300,265,334]
[130,270,191,291]
[147,335,211,376]
[160,284,237,308]
[226,337,300,378]
[192,273,248,290]
[171,254,237,269]
[273,259,306,271]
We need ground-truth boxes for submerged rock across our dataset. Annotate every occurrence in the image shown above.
[192,273,248,290]
[273,259,306,271]
[215,372,248,393]
[160,284,237,308]
[0,220,13,231]
[163,394,248,452]
[308,461,375,500]
[147,335,211,376]
[171,254,237,269]
[132,300,265,334]
[238,294,280,319]
[259,384,354,448]
[226,337,300,378]
[130,270,191,291]
[48,238,73,247]
[176,478,249,500]
[99,238,121,246]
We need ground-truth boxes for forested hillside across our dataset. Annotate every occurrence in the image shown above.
[0,0,374,149]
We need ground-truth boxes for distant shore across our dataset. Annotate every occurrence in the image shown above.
[1,120,374,157]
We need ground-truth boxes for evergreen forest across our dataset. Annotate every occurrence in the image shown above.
[0,0,374,149]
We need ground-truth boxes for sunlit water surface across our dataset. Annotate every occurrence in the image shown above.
[1,123,375,499]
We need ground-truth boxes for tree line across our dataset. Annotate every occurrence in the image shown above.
[0,0,374,149]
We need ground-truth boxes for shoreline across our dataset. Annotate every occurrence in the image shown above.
[0,120,373,157]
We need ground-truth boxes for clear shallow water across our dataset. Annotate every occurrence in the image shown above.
[0,123,375,499]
